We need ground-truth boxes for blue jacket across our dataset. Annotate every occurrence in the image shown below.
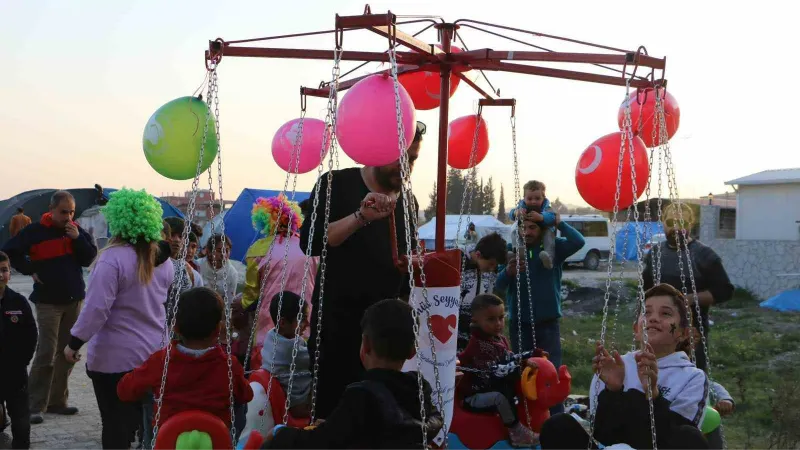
[0,287,38,386]
[496,221,584,324]
[510,198,556,226]
[2,214,97,304]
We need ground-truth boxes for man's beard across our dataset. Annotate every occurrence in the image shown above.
[666,229,688,248]
[374,168,401,191]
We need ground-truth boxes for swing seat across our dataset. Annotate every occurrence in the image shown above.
[238,369,309,449]
[449,356,571,450]
[153,410,232,449]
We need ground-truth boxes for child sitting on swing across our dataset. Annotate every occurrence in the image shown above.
[118,287,254,428]
[261,291,312,418]
[539,283,710,449]
[458,294,538,448]
[263,298,443,449]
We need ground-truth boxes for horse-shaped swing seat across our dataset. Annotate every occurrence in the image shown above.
[449,355,572,450]
[153,410,232,449]
[237,368,310,449]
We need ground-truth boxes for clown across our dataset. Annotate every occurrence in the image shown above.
[236,194,317,350]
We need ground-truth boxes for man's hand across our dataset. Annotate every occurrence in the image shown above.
[65,222,80,240]
[525,211,544,222]
[554,212,561,226]
[360,193,396,222]
[715,400,735,416]
[505,254,527,278]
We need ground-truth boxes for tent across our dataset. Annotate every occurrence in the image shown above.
[0,188,102,248]
[760,289,800,312]
[418,215,511,249]
[102,188,184,219]
[201,188,311,262]
[613,221,664,261]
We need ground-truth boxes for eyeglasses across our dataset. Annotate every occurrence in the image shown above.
[416,121,427,136]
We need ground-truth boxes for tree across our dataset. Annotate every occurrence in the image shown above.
[482,177,496,215]
[445,168,466,214]
[551,197,569,214]
[424,182,437,220]
[497,184,507,223]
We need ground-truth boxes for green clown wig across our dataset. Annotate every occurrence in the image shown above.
[102,188,164,244]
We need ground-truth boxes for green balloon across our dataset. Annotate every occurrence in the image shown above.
[143,96,219,180]
[174,430,213,450]
[701,406,721,434]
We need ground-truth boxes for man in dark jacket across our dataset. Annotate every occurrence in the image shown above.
[1,191,97,424]
[1,251,39,448]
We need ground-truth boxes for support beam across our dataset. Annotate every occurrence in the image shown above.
[367,24,444,58]
[453,49,665,69]
[212,44,428,64]
[470,60,657,88]
[455,73,495,100]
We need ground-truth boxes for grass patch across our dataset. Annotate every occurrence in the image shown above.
[559,299,800,448]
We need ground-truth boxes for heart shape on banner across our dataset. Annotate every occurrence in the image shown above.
[430,315,457,344]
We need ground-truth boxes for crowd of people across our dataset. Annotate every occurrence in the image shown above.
[0,120,737,449]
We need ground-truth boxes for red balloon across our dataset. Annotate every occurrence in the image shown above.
[618,88,680,147]
[447,115,490,169]
[575,132,650,212]
[398,46,462,111]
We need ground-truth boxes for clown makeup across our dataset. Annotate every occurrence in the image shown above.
[669,323,677,336]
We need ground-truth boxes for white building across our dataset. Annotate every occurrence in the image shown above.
[725,168,800,241]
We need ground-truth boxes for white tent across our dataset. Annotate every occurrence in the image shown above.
[418,215,511,249]
[76,205,109,249]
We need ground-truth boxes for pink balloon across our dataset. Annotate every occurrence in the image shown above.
[336,74,417,167]
[271,118,331,174]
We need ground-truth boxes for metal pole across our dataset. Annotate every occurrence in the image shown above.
[434,24,456,252]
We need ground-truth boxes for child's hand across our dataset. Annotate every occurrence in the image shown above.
[505,255,527,277]
[521,359,538,370]
[715,400,735,416]
[63,346,81,364]
[635,344,659,399]
[455,359,464,380]
[593,341,624,392]
[526,211,544,222]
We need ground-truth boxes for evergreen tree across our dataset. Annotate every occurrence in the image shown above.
[445,168,466,214]
[497,184,507,223]
[482,177,496,215]
[424,182,437,220]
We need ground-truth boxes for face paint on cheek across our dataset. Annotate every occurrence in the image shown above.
[669,323,677,335]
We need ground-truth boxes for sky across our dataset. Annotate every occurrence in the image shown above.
[2,0,799,210]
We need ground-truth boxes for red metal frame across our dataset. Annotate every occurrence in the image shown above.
[205,7,667,252]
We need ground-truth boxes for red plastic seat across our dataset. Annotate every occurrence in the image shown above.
[153,410,232,449]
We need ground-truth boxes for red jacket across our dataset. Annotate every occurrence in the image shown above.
[456,327,513,398]
[117,343,254,427]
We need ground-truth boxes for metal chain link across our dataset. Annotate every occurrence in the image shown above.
[242,110,307,373]
[455,111,482,281]
[508,113,533,429]
[308,47,343,423]
[654,145,664,285]
[624,103,658,450]
[609,204,632,351]
[587,81,628,447]
[389,46,446,448]
[655,95,726,448]
[151,69,219,447]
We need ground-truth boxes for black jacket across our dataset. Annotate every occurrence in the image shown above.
[594,388,706,449]
[0,287,38,389]
[267,369,444,449]
[2,215,97,304]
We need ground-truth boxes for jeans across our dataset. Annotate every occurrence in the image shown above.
[87,369,141,450]
[465,392,517,426]
[28,301,82,413]
[1,383,30,449]
[139,391,154,449]
[510,319,564,415]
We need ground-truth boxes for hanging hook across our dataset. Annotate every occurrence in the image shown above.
[206,38,225,71]
[299,89,308,113]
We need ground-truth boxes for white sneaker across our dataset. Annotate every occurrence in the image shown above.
[509,422,537,448]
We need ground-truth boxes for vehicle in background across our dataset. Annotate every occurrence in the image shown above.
[559,215,611,270]
[643,233,667,254]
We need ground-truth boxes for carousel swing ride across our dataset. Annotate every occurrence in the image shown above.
[140,5,728,450]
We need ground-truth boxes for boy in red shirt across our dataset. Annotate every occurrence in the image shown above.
[117,287,253,428]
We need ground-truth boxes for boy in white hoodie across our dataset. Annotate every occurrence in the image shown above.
[540,283,710,449]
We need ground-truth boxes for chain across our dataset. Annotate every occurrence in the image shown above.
[151,69,218,447]
[654,144,665,285]
[624,104,658,450]
[507,113,533,429]
[242,111,306,373]
[455,111,483,281]
[587,81,633,448]
[609,204,632,351]
[390,46,441,448]
[308,47,342,423]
